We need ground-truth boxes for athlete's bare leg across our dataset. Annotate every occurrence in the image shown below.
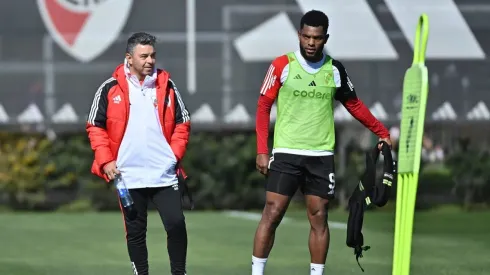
[305,194,330,264]
[253,191,291,258]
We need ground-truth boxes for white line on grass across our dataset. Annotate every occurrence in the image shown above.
[223,211,347,229]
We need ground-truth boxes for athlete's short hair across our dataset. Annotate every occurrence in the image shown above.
[300,10,329,34]
[126,32,157,54]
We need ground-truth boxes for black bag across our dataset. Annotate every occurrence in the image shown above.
[346,141,397,272]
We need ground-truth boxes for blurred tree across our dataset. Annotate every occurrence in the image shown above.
[445,137,490,210]
[0,133,51,210]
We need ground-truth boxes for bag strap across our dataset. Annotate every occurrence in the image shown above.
[177,167,195,210]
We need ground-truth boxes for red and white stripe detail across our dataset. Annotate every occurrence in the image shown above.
[259,64,277,95]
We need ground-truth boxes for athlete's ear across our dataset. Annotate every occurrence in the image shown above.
[125,52,132,66]
[324,34,330,44]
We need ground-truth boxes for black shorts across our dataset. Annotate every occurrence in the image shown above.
[266,153,336,199]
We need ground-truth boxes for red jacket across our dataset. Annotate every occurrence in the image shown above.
[86,64,191,182]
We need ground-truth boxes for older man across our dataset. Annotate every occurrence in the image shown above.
[86,32,191,275]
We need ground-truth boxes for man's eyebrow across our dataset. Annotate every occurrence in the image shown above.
[140,52,157,56]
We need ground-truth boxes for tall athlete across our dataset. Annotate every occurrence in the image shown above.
[252,10,391,275]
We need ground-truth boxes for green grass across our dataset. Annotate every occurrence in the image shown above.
[0,209,489,275]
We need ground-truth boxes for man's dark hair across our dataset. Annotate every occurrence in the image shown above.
[300,10,329,34]
[126,32,157,54]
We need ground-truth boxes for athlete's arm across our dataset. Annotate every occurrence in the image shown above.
[333,60,390,138]
[256,55,289,154]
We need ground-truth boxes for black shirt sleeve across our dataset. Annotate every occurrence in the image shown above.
[332,59,357,102]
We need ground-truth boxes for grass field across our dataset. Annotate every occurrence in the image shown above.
[0,208,489,275]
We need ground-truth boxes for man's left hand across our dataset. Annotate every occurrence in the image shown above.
[378,137,392,151]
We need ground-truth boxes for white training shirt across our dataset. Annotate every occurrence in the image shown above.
[116,60,179,189]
